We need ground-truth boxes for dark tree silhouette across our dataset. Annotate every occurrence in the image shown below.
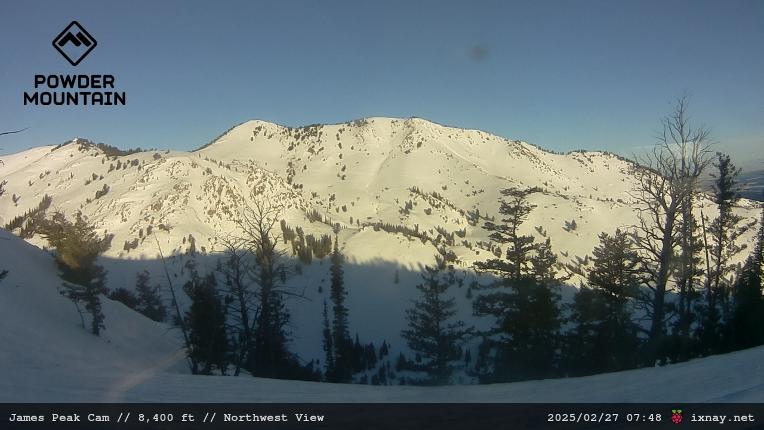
[631,94,713,363]
[402,258,467,384]
[38,211,110,336]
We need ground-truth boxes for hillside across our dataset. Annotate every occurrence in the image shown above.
[0,117,761,369]
[1,229,763,403]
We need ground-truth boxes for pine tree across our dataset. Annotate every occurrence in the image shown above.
[401,259,466,384]
[673,196,704,359]
[567,229,641,374]
[321,299,335,379]
[729,199,764,350]
[699,153,746,354]
[135,270,167,322]
[352,334,363,373]
[475,187,537,280]
[39,211,110,336]
[473,187,562,382]
[588,229,641,301]
[185,272,229,375]
[729,257,764,349]
[531,238,557,285]
[109,287,139,309]
[329,236,353,382]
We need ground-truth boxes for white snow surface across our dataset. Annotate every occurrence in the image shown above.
[1,228,763,402]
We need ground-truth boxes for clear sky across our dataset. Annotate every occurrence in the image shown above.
[1,0,762,167]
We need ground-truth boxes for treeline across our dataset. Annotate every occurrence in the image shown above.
[394,98,764,385]
[280,220,333,264]
[32,211,167,336]
[3,194,53,238]
[182,202,383,381]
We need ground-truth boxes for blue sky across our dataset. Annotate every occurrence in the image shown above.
[1,0,762,167]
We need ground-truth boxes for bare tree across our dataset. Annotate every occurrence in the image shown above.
[0,127,28,137]
[231,198,302,377]
[216,235,256,376]
[153,232,198,374]
[0,127,28,165]
[630,94,713,359]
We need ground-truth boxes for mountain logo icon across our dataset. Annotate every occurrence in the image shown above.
[52,21,97,66]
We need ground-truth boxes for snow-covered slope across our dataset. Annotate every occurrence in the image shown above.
[1,229,762,402]
[0,117,761,367]
[0,229,187,401]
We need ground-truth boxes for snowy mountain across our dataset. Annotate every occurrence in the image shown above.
[0,117,761,371]
[1,229,762,402]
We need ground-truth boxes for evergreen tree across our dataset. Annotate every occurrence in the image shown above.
[729,256,764,349]
[321,299,335,379]
[352,334,363,372]
[401,259,466,384]
[39,211,110,336]
[329,236,353,382]
[708,153,745,310]
[566,229,641,374]
[379,340,389,358]
[474,276,561,382]
[672,196,704,360]
[473,187,562,382]
[475,187,537,280]
[109,287,139,310]
[729,199,764,350]
[699,153,746,354]
[531,238,557,285]
[185,272,228,375]
[135,270,167,322]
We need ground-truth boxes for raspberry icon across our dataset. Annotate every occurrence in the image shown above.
[671,409,683,424]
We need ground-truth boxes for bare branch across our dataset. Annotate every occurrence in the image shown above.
[0,127,28,137]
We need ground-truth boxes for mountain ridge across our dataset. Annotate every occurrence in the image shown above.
[1,117,760,366]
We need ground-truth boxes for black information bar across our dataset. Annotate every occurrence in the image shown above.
[1,403,761,430]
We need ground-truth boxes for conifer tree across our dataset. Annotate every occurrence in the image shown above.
[321,299,335,379]
[473,187,562,382]
[401,258,466,384]
[729,198,764,350]
[109,287,139,309]
[531,237,558,285]
[329,236,352,382]
[475,187,537,280]
[704,153,746,324]
[567,229,640,374]
[39,211,110,336]
[673,196,704,358]
[135,270,167,322]
[185,272,229,375]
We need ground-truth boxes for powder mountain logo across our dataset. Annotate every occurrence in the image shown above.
[23,21,126,106]
[52,21,97,66]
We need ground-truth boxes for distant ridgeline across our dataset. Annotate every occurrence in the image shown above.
[51,138,147,157]
[738,169,764,201]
